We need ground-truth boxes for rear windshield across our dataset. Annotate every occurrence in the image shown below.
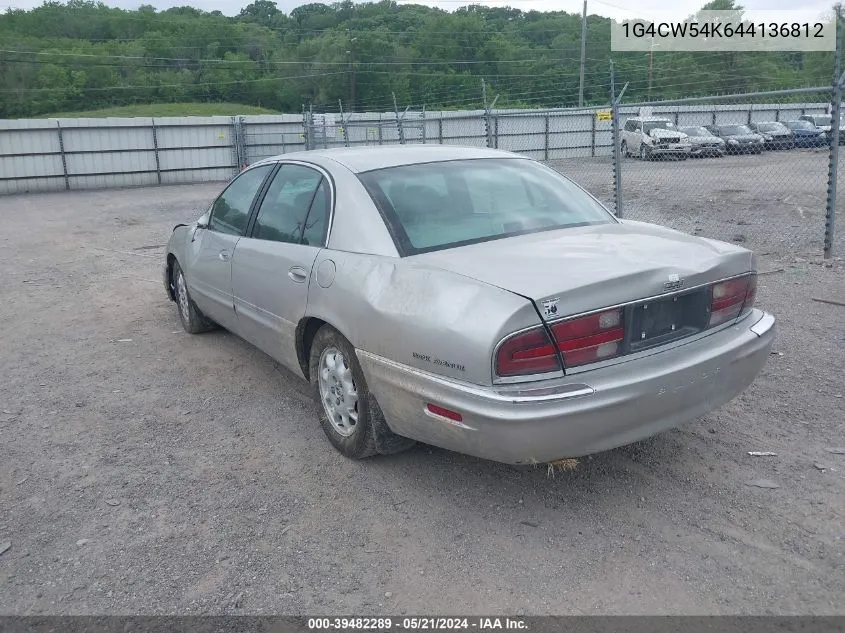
[720,125,752,135]
[788,120,814,130]
[358,158,615,255]
[755,123,785,132]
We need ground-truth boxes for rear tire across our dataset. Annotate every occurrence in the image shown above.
[172,261,215,334]
[620,141,628,157]
[309,325,415,460]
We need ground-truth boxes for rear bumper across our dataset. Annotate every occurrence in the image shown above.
[358,309,775,464]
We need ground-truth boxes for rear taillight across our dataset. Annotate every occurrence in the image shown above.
[709,274,757,327]
[495,326,561,377]
[551,308,624,368]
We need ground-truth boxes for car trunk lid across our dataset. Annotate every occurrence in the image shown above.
[411,220,754,323]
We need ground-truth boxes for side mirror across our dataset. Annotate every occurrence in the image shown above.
[196,211,210,229]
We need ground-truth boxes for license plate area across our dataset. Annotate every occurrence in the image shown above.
[627,290,709,353]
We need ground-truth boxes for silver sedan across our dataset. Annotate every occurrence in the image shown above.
[163,146,775,464]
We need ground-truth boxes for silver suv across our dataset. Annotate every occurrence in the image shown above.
[621,117,691,160]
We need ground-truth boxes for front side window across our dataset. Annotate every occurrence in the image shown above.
[252,164,324,245]
[209,165,273,236]
[359,158,615,256]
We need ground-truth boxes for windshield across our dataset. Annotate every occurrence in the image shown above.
[358,159,616,255]
[720,125,752,135]
[788,120,814,130]
[755,123,786,132]
[642,120,676,134]
[680,126,709,137]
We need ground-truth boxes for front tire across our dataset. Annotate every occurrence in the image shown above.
[172,261,214,334]
[309,325,414,459]
[620,141,628,157]
[640,144,650,160]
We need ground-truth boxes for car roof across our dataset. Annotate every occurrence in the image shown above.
[251,145,527,174]
[629,117,672,122]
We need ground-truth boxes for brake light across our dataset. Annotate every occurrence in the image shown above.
[709,274,756,327]
[551,308,624,368]
[495,326,561,377]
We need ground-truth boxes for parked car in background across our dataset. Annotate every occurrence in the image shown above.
[799,113,845,144]
[709,125,765,154]
[163,146,775,464]
[621,117,691,160]
[784,120,828,147]
[748,122,795,150]
[678,126,725,157]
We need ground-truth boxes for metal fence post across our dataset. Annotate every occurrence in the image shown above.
[544,113,550,161]
[438,113,443,145]
[590,111,596,157]
[301,106,310,151]
[481,79,498,149]
[151,118,162,185]
[393,93,405,145]
[238,116,248,167]
[825,6,843,259]
[610,61,625,218]
[230,116,240,172]
[56,121,69,190]
[421,106,427,144]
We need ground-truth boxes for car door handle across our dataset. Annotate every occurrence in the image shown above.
[288,266,308,283]
[218,250,230,262]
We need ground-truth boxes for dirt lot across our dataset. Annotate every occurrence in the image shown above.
[552,146,841,258]
[1,165,844,615]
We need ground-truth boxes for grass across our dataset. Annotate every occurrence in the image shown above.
[40,102,279,118]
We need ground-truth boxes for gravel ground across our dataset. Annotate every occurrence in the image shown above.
[551,146,842,258]
[1,166,844,616]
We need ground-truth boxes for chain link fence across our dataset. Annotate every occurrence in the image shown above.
[607,88,842,259]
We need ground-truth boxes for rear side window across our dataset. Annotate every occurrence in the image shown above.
[209,165,273,236]
[252,164,323,245]
[302,178,331,246]
[359,158,615,256]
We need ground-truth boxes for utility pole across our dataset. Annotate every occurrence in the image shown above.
[647,38,654,101]
[578,0,587,107]
[346,31,357,112]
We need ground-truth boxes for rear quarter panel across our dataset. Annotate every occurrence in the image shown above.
[305,251,542,387]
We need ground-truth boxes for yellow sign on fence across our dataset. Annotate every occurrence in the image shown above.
[596,110,612,121]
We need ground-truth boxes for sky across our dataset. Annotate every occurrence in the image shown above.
[1,0,837,23]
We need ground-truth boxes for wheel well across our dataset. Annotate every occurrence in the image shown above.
[165,254,177,301]
[296,317,328,380]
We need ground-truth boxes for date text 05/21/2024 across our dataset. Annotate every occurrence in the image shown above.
[307,617,528,630]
